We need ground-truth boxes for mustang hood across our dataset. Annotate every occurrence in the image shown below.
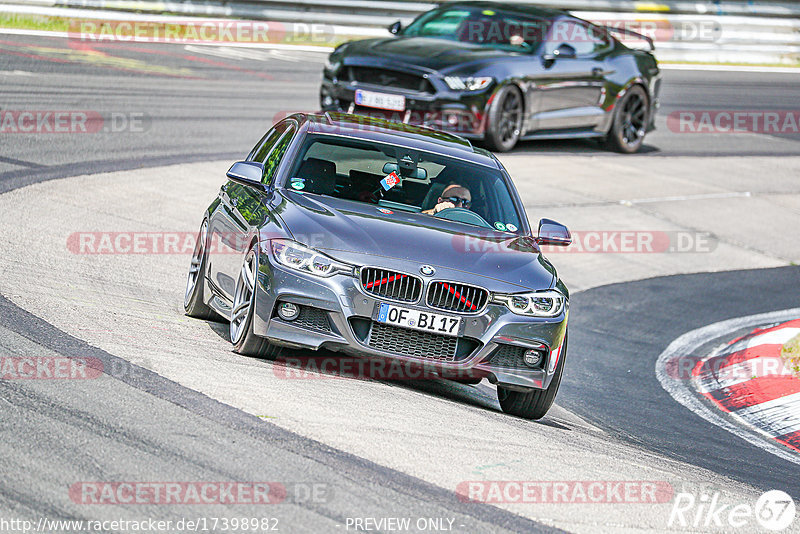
[340,37,513,73]
[274,191,555,291]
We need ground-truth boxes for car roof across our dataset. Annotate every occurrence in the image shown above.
[302,112,499,168]
[436,1,565,19]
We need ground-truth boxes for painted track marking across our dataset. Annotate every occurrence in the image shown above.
[656,308,800,466]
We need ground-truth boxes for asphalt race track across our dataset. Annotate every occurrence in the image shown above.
[1,32,800,533]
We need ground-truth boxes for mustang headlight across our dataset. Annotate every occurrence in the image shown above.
[271,240,351,277]
[444,76,493,91]
[493,290,566,317]
[324,57,341,74]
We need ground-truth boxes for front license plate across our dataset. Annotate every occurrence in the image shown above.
[377,303,461,337]
[354,89,406,111]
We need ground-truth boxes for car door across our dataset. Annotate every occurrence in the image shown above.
[529,18,610,131]
[207,122,295,303]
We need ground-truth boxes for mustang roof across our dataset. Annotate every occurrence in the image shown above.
[304,112,499,168]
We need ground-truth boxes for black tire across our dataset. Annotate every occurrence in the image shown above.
[484,85,524,152]
[229,245,282,360]
[184,220,216,320]
[601,85,648,154]
[497,332,568,420]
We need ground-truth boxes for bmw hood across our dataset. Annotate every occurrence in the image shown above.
[273,191,556,291]
[338,37,513,73]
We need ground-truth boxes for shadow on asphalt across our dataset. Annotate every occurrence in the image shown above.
[203,319,571,428]
[503,138,661,155]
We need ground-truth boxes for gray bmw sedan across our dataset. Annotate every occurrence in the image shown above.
[185,112,571,419]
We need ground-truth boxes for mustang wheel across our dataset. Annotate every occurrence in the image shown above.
[184,220,215,319]
[497,332,567,420]
[484,85,523,152]
[230,245,282,359]
[602,85,648,154]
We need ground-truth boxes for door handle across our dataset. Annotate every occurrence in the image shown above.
[591,67,615,77]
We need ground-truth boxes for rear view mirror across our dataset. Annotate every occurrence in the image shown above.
[536,218,571,246]
[388,21,402,35]
[226,161,266,190]
[382,162,427,180]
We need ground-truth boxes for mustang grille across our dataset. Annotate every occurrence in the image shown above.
[366,322,477,362]
[426,281,489,313]
[346,67,433,94]
[360,267,422,303]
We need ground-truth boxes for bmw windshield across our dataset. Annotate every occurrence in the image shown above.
[402,6,549,52]
[285,134,525,234]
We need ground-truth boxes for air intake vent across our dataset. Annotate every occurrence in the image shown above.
[360,267,422,303]
[426,281,489,313]
[366,321,479,362]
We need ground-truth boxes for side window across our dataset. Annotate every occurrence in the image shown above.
[544,20,607,56]
[262,125,296,185]
[249,123,288,164]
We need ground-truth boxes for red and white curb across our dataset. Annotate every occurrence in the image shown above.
[693,319,800,452]
[656,308,800,466]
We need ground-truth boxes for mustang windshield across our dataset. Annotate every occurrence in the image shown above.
[402,7,548,51]
[286,135,523,233]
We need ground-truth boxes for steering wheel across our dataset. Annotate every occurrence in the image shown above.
[433,207,493,229]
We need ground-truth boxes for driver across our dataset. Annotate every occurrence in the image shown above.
[423,183,472,215]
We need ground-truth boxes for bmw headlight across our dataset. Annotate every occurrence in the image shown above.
[493,290,566,317]
[444,76,493,91]
[271,240,351,277]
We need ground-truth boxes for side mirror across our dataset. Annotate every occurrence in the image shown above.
[226,161,266,190]
[388,21,402,35]
[536,218,571,246]
[543,43,577,61]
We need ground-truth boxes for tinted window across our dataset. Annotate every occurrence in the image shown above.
[544,20,607,56]
[262,125,295,185]
[286,135,523,233]
[249,123,288,164]
[404,7,548,52]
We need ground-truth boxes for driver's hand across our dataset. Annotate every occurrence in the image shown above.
[433,201,455,214]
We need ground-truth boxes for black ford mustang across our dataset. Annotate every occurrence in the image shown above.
[320,1,660,152]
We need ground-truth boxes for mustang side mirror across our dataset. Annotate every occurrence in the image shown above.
[536,218,571,246]
[543,43,577,62]
[388,21,402,35]
[226,161,267,190]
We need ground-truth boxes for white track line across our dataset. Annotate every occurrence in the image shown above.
[655,308,800,466]
[660,64,800,74]
[733,391,800,437]
[696,356,792,392]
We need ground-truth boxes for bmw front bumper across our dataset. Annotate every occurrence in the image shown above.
[251,248,568,391]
